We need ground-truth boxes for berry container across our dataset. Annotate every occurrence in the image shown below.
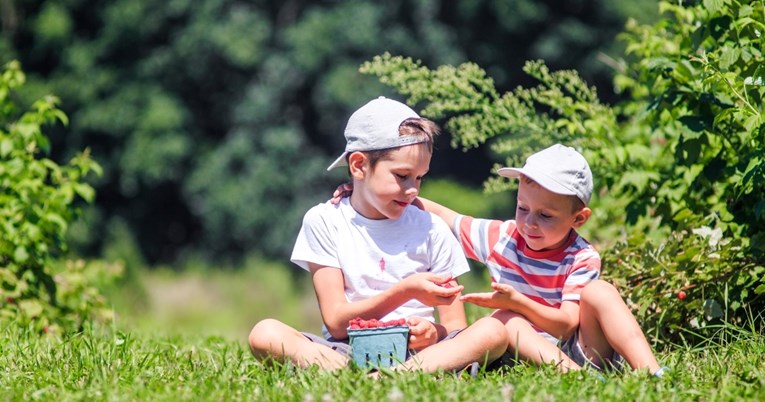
[348,326,409,368]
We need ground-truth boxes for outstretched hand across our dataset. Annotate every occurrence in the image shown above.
[460,282,522,310]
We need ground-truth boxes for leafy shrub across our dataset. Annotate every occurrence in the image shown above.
[360,0,765,344]
[0,60,116,334]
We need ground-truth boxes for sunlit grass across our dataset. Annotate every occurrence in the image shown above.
[54,263,763,401]
[1,322,763,401]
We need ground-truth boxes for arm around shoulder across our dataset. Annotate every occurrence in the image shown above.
[416,196,460,231]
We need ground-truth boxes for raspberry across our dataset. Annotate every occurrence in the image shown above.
[348,316,407,329]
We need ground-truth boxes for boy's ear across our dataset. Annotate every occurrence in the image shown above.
[572,207,592,228]
[348,151,368,179]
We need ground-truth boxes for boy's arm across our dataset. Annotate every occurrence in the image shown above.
[415,197,460,231]
[309,263,463,340]
[461,283,580,340]
[434,292,468,333]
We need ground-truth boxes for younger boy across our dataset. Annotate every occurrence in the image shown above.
[248,97,507,372]
[418,144,665,375]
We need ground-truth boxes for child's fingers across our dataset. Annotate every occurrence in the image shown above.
[491,282,515,293]
[427,274,453,285]
[434,285,463,298]
[460,292,493,303]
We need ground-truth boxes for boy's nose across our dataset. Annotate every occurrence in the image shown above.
[525,216,539,228]
[403,180,419,196]
[404,185,419,197]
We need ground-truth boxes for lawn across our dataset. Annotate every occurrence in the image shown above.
[1,322,763,401]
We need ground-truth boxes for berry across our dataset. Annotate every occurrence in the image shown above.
[348,316,407,330]
[678,291,686,300]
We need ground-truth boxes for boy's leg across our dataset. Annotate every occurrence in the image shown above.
[248,318,348,370]
[578,280,661,373]
[492,310,581,372]
[397,316,508,373]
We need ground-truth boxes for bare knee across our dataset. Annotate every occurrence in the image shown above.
[475,316,510,348]
[580,279,620,307]
[248,318,289,357]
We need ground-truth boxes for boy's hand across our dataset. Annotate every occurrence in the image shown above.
[330,182,353,204]
[406,316,438,351]
[460,282,522,310]
[403,273,464,306]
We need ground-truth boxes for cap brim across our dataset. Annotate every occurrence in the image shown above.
[327,152,348,171]
[497,167,578,197]
[496,167,523,178]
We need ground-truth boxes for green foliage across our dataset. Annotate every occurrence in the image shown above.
[0,60,114,334]
[1,0,658,265]
[361,1,765,344]
[602,226,763,346]
[615,0,765,254]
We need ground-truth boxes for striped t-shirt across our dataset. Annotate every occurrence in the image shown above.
[454,215,600,339]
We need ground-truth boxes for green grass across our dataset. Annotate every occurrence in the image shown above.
[1,323,763,401]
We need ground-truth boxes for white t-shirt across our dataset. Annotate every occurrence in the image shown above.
[291,198,470,328]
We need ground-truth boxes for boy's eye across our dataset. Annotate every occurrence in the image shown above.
[540,213,552,219]
[395,174,407,180]
[517,206,528,212]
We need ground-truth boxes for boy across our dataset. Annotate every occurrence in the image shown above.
[418,144,666,375]
[248,97,507,372]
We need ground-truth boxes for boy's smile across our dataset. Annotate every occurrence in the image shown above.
[350,143,431,220]
[515,178,589,251]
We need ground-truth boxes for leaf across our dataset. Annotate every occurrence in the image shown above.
[0,138,12,157]
[703,0,724,14]
[755,284,765,295]
[73,183,95,202]
[13,246,29,263]
[743,113,762,132]
[719,47,740,70]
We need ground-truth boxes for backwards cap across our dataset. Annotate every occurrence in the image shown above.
[327,96,422,171]
[497,144,593,205]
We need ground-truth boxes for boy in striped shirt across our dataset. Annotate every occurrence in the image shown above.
[418,144,665,376]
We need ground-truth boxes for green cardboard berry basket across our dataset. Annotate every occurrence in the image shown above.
[348,326,409,369]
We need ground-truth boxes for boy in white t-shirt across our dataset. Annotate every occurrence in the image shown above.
[248,97,507,373]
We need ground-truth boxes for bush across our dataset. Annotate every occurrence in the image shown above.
[360,0,765,344]
[0,60,115,334]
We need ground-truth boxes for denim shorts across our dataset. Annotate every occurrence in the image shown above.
[559,330,625,371]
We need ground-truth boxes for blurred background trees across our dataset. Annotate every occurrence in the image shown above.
[0,0,657,266]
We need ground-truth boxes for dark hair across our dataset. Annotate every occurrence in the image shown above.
[347,117,440,169]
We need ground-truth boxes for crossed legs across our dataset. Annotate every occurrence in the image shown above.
[249,316,508,373]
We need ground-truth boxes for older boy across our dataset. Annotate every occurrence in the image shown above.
[418,144,665,375]
[249,97,507,373]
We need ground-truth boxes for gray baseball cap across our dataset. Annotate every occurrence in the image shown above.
[497,144,593,205]
[327,96,422,171]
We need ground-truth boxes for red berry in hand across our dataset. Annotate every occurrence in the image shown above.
[678,291,686,300]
